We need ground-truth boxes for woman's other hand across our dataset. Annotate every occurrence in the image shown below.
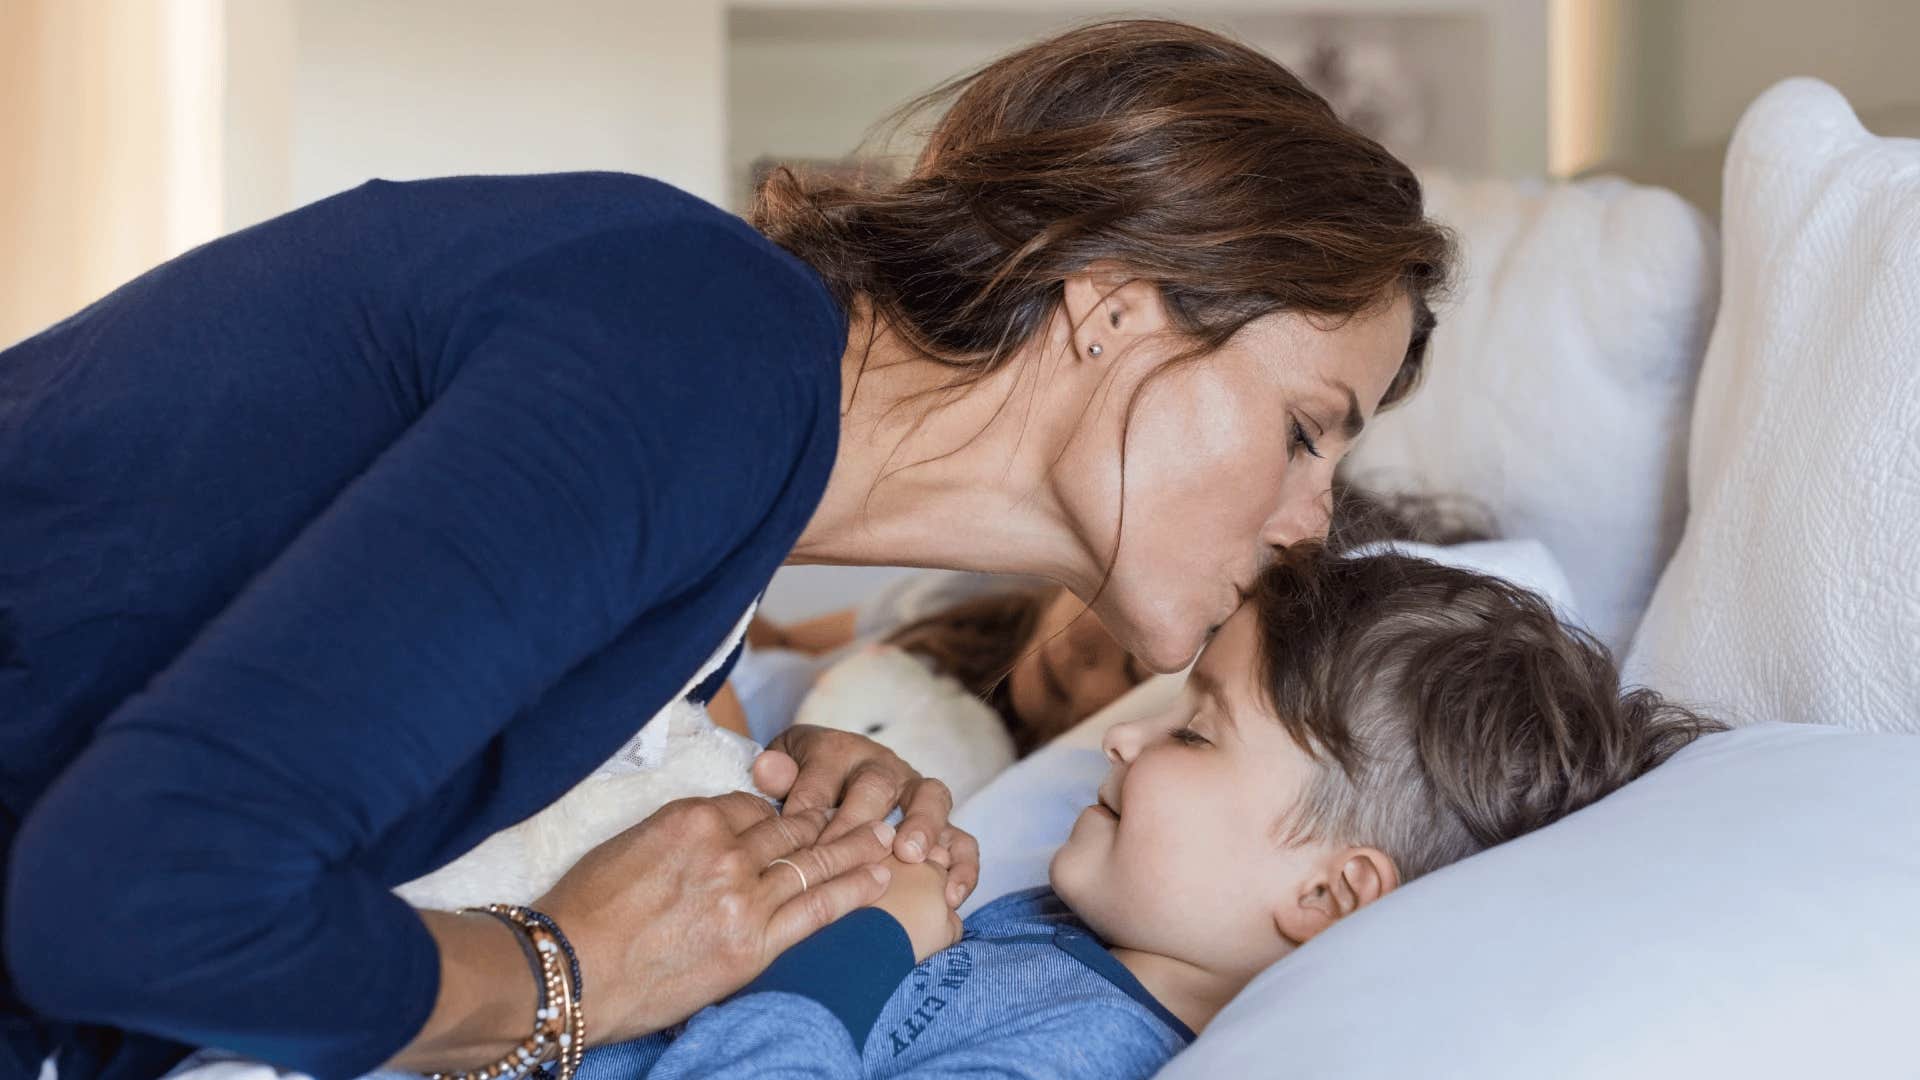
[533,791,892,1043]
[872,853,965,962]
[752,725,981,909]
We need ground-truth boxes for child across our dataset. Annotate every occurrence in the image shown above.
[577,546,1723,1079]
[733,578,1148,753]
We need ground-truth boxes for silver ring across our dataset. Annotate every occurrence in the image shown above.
[767,857,808,891]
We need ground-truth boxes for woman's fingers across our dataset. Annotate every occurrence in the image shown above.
[939,826,981,908]
[764,860,892,957]
[820,763,911,842]
[750,749,799,800]
[705,789,780,834]
[770,727,847,814]
[737,805,829,865]
[892,777,954,864]
[774,727,916,832]
[756,818,895,906]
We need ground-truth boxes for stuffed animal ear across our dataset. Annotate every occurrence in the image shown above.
[796,646,1017,803]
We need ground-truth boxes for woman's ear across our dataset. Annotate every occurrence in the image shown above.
[1060,262,1168,362]
[1273,846,1401,946]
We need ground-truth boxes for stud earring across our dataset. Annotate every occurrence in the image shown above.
[1087,343,1103,357]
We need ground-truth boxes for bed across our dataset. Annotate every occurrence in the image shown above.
[166,76,1920,1080]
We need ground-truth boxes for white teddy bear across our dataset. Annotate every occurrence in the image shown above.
[394,707,763,911]
[796,644,1015,806]
[395,641,1013,912]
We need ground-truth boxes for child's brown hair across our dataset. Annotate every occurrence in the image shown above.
[1254,545,1724,881]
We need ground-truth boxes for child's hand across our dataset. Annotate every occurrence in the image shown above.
[871,853,964,961]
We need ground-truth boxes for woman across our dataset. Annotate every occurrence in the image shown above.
[0,18,1449,1080]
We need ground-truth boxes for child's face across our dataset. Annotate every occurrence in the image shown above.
[1049,600,1362,978]
[1006,587,1149,742]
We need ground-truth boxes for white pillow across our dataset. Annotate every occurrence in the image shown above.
[953,539,1580,914]
[1157,722,1920,1080]
[1344,171,1718,651]
[1624,79,1920,734]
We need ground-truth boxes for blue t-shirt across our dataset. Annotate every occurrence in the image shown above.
[0,172,848,1079]
[567,888,1194,1079]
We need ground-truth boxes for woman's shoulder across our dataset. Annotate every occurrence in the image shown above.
[283,171,842,353]
[361,172,824,285]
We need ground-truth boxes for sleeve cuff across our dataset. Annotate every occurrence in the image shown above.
[735,907,914,1049]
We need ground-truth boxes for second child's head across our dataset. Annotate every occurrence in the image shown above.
[1050,546,1721,987]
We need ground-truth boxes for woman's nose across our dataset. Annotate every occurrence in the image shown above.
[1261,485,1334,549]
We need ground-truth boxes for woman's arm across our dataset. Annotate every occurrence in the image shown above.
[2,217,858,1077]
[388,911,544,1071]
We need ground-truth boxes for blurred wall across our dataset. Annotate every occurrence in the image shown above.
[1554,0,1920,174]
[0,0,223,346]
[257,0,727,228]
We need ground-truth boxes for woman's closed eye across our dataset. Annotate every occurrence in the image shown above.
[1289,417,1324,460]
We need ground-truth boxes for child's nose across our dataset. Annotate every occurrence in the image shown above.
[1102,716,1148,764]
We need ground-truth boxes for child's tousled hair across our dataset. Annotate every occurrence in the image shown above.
[1254,545,1725,882]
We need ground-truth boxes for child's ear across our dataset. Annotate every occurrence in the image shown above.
[1273,847,1401,946]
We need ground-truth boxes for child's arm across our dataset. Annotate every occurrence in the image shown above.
[637,858,960,1077]
[635,907,910,1078]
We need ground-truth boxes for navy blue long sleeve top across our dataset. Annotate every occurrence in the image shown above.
[0,172,850,1080]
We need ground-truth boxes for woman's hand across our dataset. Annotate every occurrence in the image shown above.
[533,791,894,1044]
[872,854,965,962]
[753,725,982,909]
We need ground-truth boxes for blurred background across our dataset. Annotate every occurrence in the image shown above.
[3,0,1916,613]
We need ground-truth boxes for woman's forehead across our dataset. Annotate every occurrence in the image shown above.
[1235,298,1412,408]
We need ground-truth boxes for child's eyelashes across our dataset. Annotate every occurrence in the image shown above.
[1168,725,1210,747]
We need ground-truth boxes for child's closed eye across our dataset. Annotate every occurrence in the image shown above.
[1168,725,1210,747]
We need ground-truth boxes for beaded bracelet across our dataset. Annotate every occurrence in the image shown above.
[428,905,584,1080]
[514,907,583,1006]
[502,905,586,1080]
[478,910,548,1019]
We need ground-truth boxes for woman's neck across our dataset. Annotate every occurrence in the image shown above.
[1109,945,1245,1036]
[789,306,1092,591]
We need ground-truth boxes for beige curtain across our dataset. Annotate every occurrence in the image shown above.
[0,0,224,347]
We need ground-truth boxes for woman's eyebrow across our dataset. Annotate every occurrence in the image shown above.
[1314,377,1366,439]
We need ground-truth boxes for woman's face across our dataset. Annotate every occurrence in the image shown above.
[1006,586,1147,742]
[1049,282,1413,673]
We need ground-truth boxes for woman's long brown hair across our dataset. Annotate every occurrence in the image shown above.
[750,17,1452,403]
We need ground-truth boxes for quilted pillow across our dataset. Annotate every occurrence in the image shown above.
[1624,78,1920,733]
[1343,172,1717,651]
